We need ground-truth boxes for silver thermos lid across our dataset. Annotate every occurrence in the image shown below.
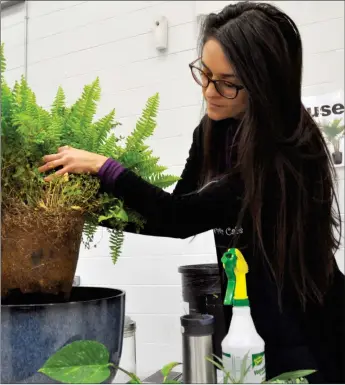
[124,315,136,336]
[180,314,216,384]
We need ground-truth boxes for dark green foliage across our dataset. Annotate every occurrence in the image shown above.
[1,43,179,262]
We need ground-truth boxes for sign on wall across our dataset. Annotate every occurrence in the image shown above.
[302,90,344,122]
[302,90,344,166]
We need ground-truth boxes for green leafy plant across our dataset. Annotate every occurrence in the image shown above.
[206,353,315,384]
[320,118,344,153]
[38,341,112,384]
[38,340,181,384]
[207,353,251,383]
[39,340,315,385]
[1,43,179,263]
[265,372,311,384]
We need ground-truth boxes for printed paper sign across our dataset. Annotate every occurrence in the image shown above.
[303,90,344,166]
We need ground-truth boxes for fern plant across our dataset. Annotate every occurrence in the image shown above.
[0,43,179,263]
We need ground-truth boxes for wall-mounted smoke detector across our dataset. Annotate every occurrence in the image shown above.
[154,16,168,51]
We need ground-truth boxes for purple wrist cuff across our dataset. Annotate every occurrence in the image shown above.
[97,158,125,185]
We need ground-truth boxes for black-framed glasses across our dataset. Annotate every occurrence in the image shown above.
[189,58,244,99]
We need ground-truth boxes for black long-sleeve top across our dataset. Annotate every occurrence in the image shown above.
[99,118,344,383]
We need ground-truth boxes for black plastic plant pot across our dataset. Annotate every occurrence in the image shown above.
[332,151,343,165]
[1,287,126,384]
[178,264,227,358]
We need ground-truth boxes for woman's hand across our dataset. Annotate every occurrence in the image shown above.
[38,146,109,182]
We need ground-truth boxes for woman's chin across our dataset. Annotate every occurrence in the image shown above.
[207,109,230,121]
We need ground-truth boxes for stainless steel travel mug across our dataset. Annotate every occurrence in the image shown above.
[180,314,216,384]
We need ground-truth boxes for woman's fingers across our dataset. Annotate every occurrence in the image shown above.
[38,146,76,181]
[39,146,103,180]
[42,153,62,163]
[58,145,70,153]
[38,156,66,173]
[44,167,70,182]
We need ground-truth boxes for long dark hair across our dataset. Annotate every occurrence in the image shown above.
[199,2,342,307]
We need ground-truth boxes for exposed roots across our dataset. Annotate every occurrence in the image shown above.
[1,202,85,300]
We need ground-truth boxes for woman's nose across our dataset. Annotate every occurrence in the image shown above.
[204,81,219,98]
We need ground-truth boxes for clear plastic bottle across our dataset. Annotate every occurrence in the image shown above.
[222,306,265,383]
[220,248,266,383]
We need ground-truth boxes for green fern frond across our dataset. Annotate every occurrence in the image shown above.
[120,153,168,180]
[0,42,6,75]
[20,76,37,113]
[44,116,63,150]
[125,93,159,151]
[83,221,98,250]
[1,82,14,136]
[11,80,20,107]
[109,229,124,263]
[34,107,52,137]
[98,132,119,158]
[136,158,167,179]
[63,77,101,150]
[51,86,66,118]
[149,174,181,189]
[91,109,117,153]
[77,78,101,129]
[118,151,144,169]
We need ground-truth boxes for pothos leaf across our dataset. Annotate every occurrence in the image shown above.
[38,340,111,384]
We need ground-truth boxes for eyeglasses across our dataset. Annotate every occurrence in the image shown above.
[189,58,244,100]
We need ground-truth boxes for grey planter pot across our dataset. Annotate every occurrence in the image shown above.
[1,287,125,384]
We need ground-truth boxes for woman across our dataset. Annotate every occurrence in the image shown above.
[39,2,344,382]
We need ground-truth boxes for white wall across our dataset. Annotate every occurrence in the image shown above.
[1,0,344,378]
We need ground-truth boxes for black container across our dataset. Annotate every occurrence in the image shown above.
[1,286,125,384]
[178,264,226,358]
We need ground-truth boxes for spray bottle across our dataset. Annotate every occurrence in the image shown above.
[220,248,266,383]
